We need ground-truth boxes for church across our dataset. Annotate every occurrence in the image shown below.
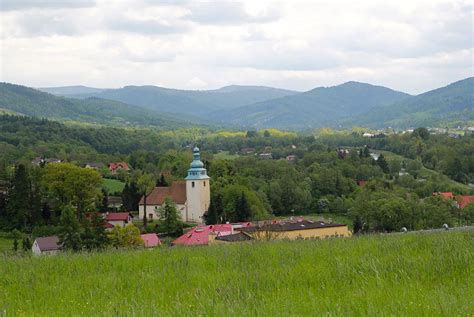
[138,147,210,223]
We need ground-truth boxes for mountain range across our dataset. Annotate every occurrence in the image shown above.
[1,78,471,130]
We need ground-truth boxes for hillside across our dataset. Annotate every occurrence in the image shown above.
[38,85,106,96]
[346,77,474,128]
[209,81,411,129]
[0,83,187,128]
[1,231,472,315]
[49,85,298,117]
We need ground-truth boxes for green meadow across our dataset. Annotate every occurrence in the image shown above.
[1,230,473,316]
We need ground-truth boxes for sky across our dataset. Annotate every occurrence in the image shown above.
[0,0,472,94]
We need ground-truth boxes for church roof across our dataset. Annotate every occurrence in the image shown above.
[139,181,187,205]
[185,147,210,180]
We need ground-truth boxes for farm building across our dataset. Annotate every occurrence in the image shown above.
[32,236,61,255]
[172,224,233,246]
[108,162,130,175]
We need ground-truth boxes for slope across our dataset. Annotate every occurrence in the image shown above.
[44,85,298,117]
[210,81,411,129]
[346,77,474,128]
[0,83,187,128]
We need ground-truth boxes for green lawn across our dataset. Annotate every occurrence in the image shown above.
[213,151,240,160]
[1,230,472,316]
[103,178,125,194]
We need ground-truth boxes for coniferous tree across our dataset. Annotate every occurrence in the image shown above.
[121,182,131,210]
[377,154,390,173]
[22,237,32,252]
[205,199,218,225]
[156,174,168,187]
[91,212,109,249]
[235,193,251,222]
[159,197,182,235]
[12,238,18,252]
[6,164,30,229]
[101,188,109,212]
[58,205,82,251]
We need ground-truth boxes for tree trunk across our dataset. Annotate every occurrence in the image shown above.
[143,195,148,227]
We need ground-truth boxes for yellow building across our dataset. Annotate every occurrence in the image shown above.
[213,220,351,243]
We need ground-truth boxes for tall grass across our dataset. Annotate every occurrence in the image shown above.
[1,231,473,316]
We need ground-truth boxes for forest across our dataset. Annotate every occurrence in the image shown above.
[0,115,473,250]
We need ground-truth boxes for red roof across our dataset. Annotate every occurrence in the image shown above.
[105,222,115,228]
[357,180,367,187]
[141,233,161,247]
[139,182,187,205]
[458,195,474,209]
[433,192,455,199]
[106,212,130,221]
[108,162,130,171]
[172,224,233,246]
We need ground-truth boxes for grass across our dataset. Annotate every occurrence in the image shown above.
[213,151,240,160]
[103,178,125,194]
[0,237,12,252]
[1,230,473,316]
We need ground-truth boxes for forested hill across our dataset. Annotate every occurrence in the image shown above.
[41,85,299,117]
[345,77,474,128]
[208,81,411,129]
[0,83,188,128]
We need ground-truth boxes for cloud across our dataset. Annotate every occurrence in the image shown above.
[0,0,96,11]
[105,18,189,35]
[184,1,280,25]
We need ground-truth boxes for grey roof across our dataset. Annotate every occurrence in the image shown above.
[35,236,61,251]
[215,232,253,242]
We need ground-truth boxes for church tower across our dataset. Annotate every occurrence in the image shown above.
[185,147,210,223]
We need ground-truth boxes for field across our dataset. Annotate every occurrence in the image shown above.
[1,230,473,316]
[0,237,12,252]
[103,178,125,194]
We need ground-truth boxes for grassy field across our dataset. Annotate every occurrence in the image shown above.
[1,230,473,316]
[0,237,12,252]
[103,178,125,194]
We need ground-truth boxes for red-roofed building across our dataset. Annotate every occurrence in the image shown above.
[106,212,132,227]
[433,192,455,200]
[141,233,161,248]
[356,180,367,187]
[172,224,233,246]
[457,195,474,209]
[108,162,130,175]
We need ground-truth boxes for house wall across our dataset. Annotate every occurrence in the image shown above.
[186,179,210,223]
[32,240,41,255]
[276,226,351,240]
[108,220,127,227]
[139,204,187,222]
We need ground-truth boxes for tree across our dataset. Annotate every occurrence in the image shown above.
[42,163,102,218]
[205,199,219,225]
[58,205,82,252]
[137,174,155,227]
[6,164,30,230]
[101,188,109,212]
[158,197,182,235]
[109,224,143,248]
[235,193,252,222]
[412,127,430,140]
[156,174,168,187]
[263,130,271,137]
[22,236,32,252]
[377,154,389,173]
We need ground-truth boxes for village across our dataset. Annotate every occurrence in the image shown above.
[29,146,473,255]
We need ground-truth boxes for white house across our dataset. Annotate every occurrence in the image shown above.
[139,147,210,223]
[105,212,132,227]
[32,236,61,255]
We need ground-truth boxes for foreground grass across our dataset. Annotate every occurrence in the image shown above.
[1,231,473,316]
[0,237,12,252]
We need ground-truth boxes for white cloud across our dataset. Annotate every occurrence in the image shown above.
[0,0,472,94]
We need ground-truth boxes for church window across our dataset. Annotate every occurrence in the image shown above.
[192,181,195,188]
[204,181,206,187]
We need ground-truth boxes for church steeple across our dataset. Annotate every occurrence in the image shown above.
[185,147,209,180]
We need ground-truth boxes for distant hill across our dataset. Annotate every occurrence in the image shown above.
[38,85,106,96]
[44,85,298,117]
[209,81,411,129]
[0,83,188,128]
[345,77,474,128]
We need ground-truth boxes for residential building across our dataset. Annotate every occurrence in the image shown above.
[172,224,233,246]
[108,162,130,175]
[32,236,61,255]
[106,212,132,227]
